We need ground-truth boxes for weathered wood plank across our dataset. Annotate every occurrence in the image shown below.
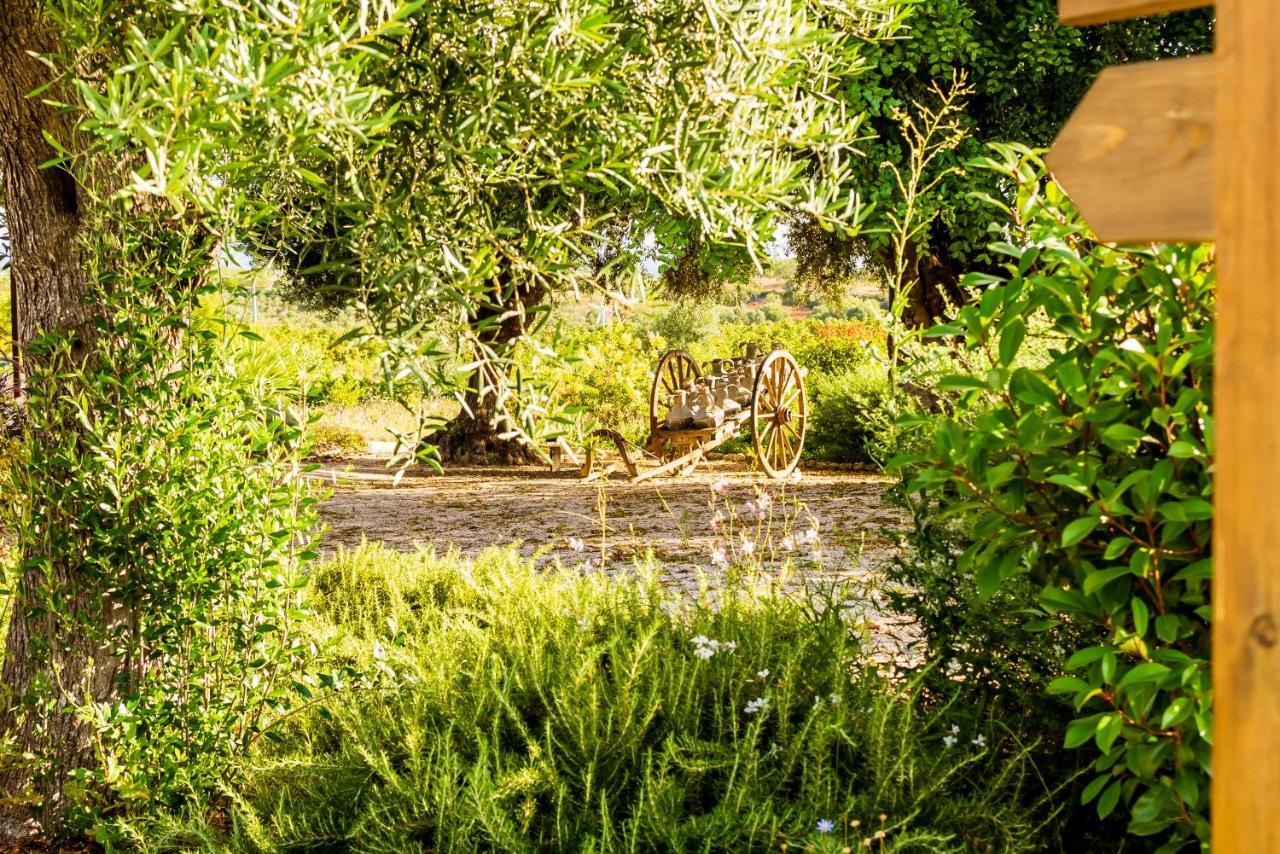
[1214,1,1280,849]
[1046,56,1214,243]
[1059,0,1211,26]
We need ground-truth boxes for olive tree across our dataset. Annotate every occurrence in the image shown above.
[254,1,904,462]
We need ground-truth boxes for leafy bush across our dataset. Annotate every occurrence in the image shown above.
[892,146,1213,849]
[642,301,718,351]
[0,250,319,830]
[806,363,896,463]
[309,422,368,457]
[198,293,388,408]
[113,544,1052,852]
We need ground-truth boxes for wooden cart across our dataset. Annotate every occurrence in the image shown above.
[579,344,806,481]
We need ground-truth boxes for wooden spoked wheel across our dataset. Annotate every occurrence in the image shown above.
[750,350,806,478]
[648,350,701,436]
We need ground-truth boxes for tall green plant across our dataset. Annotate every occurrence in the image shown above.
[0,221,319,828]
[893,146,1213,849]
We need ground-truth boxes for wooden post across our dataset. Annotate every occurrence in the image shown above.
[1053,2,1280,848]
[1213,1,1280,850]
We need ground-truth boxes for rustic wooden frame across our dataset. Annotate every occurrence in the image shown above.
[1056,1,1275,849]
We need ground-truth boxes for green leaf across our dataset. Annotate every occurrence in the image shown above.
[1082,566,1131,596]
[1101,423,1147,450]
[1062,516,1099,548]
[1047,676,1090,695]
[1103,537,1131,560]
[1131,598,1149,637]
[1161,697,1193,729]
[1097,780,1122,819]
[1066,646,1107,669]
[1174,559,1212,581]
[999,318,1026,367]
[1095,713,1123,752]
[976,551,1020,598]
[1117,662,1170,690]
[1154,614,1179,644]
[1081,773,1111,805]
[1065,715,1103,749]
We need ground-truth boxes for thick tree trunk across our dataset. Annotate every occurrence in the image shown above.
[434,277,546,465]
[888,237,971,330]
[0,0,120,834]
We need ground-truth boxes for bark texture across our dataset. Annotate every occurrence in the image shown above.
[434,278,546,465]
[0,0,121,832]
[885,236,972,330]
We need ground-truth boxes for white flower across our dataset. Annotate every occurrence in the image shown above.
[567,536,585,552]
[950,724,960,735]
[756,493,772,511]
[829,693,842,705]
[789,470,803,484]
[740,537,755,556]
[780,535,795,552]
[711,546,728,566]
[720,641,737,653]
[694,645,715,660]
[801,526,820,545]
[744,697,769,715]
[712,477,730,495]
[757,669,770,681]
[972,734,986,748]
[692,635,710,646]
[942,735,958,748]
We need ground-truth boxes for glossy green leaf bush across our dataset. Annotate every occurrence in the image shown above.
[893,146,1213,849]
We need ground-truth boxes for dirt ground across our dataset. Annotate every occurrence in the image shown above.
[313,453,918,658]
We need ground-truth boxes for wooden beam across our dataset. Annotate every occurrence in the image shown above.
[1060,0,1211,26]
[1214,1,1280,850]
[1046,56,1214,243]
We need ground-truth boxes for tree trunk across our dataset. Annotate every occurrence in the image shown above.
[433,276,546,465]
[888,236,972,330]
[0,0,120,835]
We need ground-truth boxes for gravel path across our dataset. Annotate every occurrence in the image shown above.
[312,455,918,659]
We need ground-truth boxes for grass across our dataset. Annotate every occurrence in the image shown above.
[107,544,1055,852]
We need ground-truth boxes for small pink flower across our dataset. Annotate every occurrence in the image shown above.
[711,546,728,566]
[740,537,755,557]
[712,477,730,495]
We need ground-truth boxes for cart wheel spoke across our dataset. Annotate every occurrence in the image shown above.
[649,350,701,439]
[750,349,806,478]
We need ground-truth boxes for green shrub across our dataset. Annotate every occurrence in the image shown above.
[2,239,319,830]
[113,544,1053,852]
[892,146,1213,849]
[309,422,367,457]
[199,293,388,408]
[643,301,717,351]
[806,363,895,464]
